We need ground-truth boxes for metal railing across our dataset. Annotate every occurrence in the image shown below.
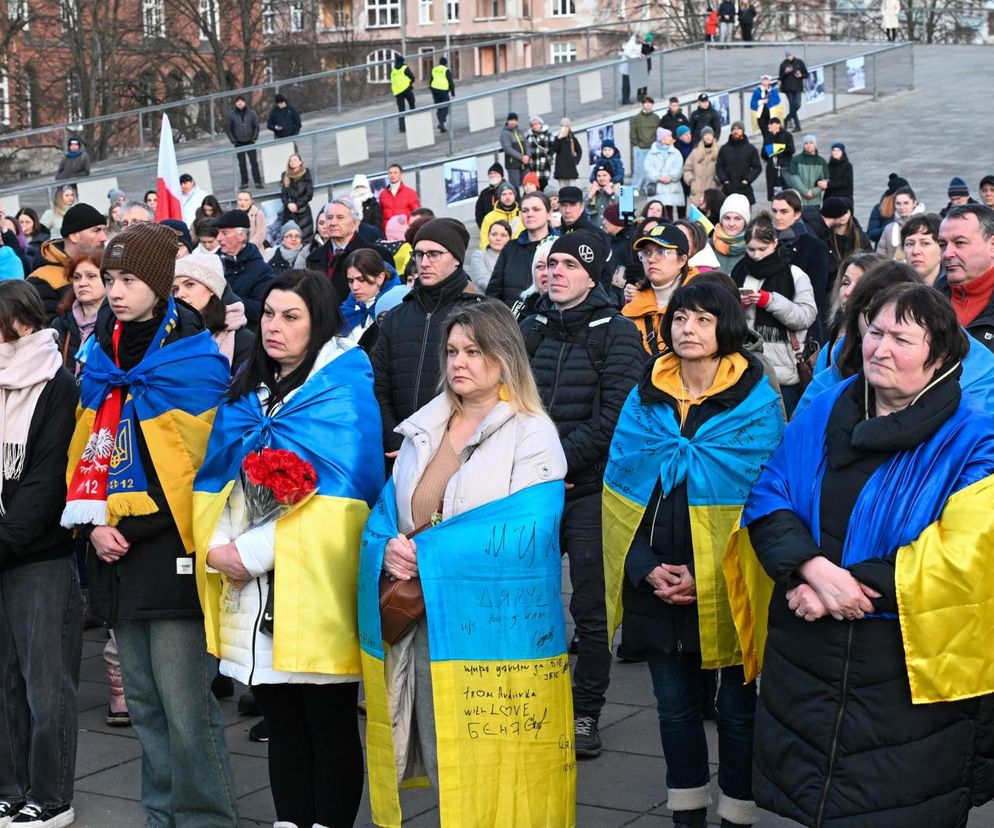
[0,40,913,217]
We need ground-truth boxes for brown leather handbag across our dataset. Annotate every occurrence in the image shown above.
[378,505,441,646]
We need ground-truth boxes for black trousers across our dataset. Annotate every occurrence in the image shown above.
[395,89,416,132]
[234,142,261,187]
[252,682,363,828]
[430,88,450,127]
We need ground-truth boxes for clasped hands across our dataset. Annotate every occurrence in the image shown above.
[788,556,880,622]
[383,534,419,580]
[646,563,697,605]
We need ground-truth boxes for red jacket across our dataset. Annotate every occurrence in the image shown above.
[379,183,421,229]
[705,10,719,34]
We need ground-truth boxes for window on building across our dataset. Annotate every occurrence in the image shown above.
[367,48,399,83]
[67,76,82,125]
[550,42,576,63]
[24,69,36,128]
[59,0,73,30]
[198,0,219,38]
[319,0,352,28]
[445,0,458,20]
[0,71,9,127]
[474,0,504,17]
[549,0,574,15]
[262,0,275,33]
[263,61,275,84]
[142,0,165,37]
[419,0,431,23]
[366,0,399,28]
[7,0,27,27]
[290,0,305,30]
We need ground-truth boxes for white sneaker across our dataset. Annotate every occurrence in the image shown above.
[11,803,74,828]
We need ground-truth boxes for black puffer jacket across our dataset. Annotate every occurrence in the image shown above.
[520,286,644,499]
[622,353,764,655]
[0,367,78,571]
[748,374,994,827]
[372,269,483,452]
[689,106,722,145]
[716,135,762,204]
[779,219,831,336]
[86,302,211,624]
[221,243,274,326]
[486,231,552,306]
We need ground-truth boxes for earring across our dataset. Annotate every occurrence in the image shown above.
[498,378,511,401]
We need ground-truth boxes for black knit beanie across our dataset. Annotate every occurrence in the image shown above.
[413,218,470,264]
[549,230,607,282]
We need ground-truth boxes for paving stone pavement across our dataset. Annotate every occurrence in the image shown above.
[69,42,994,827]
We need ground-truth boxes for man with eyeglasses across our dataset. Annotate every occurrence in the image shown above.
[372,217,483,459]
[519,231,644,759]
[28,202,107,321]
[119,202,155,229]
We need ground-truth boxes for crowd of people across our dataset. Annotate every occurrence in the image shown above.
[3,46,994,828]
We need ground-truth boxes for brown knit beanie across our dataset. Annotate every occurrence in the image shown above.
[101,222,178,300]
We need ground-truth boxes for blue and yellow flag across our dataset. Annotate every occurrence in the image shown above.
[603,372,784,669]
[63,301,230,551]
[194,346,384,676]
[358,479,575,828]
[724,376,994,701]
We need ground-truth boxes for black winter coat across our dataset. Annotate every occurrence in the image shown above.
[716,136,762,203]
[748,374,994,827]
[304,232,387,305]
[659,109,689,137]
[622,353,764,655]
[937,274,994,353]
[520,287,645,498]
[225,106,260,144]
[486,231,553,306]
[280,171,314,243]
[551,133,583,181]
[779,220,831,336]
[86,303,210,623]
[778,57,809,93]
[372,270,483,452]
[0,368,77,571]
[360,196,384,232]
[266,103,301,137]
[474,185,499,228]
[689,106,722,145]
[221,243,275,326]
[50,308,84,373]
[825,155,854,202]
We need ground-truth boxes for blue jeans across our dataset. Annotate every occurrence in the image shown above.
[646,653,756,801]
[562,492,612,718]
[632,146,651,194]
[115,618,238,827]
[0,556,82,810]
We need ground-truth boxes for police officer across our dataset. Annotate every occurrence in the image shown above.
[391,54,416,134]
[429,57,455,133]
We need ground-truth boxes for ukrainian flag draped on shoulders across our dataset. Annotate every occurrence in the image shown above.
[62,298,229,551]
[602,353,785,669]
[724,374,994,702]
[194,344,384,676]
[358,478,575,828]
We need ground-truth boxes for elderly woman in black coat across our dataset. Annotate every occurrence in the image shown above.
[729,283,994,827]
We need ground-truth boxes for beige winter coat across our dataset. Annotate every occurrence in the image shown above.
[682,140,721,206]
[392,393,566,534]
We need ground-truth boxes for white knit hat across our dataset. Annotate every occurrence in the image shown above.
[174,252,226,300]
[719,193,752,222]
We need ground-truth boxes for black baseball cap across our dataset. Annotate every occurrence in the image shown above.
[633,223,690,257]
[557,185,584,204]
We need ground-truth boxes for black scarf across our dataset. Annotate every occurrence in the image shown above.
[731,247,795,344]
[415,267,470,314]
[117,313,164,371]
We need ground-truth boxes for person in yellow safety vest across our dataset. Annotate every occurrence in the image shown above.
[391,54,416,134]
[429,57,455,134]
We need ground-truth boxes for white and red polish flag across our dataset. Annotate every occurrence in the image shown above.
[154,114,183,222]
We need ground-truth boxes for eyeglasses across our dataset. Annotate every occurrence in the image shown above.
[120,219,150,228]
[638,246,678,261]
[413,250,447,264]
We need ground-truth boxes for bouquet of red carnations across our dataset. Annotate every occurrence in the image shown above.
[241,447,318,527]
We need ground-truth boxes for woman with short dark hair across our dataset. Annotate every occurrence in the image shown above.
[727,282,994,828]
[604,280,785,828]
[339,247,400,352]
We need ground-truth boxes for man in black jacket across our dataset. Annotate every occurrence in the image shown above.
[266,93,302,140]
[557,185,615,290]
[304,196,389,304]
[79,223,238,827]
[474,163,505,228]
[778,49,809,131]
[716,121,762,205]
[225,96,263,189]
[214,209,275,326]
[373,218,482,456]
[759,113,795,201]
[486,191,554,305]
[520,231,645,759]
[688,94,722,146]
[659,97,690,137]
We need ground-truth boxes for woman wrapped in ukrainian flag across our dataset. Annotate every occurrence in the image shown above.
[193,270,384,828]
[603,281,785,828]
[357,300,575,828]
[724,283,994,827]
